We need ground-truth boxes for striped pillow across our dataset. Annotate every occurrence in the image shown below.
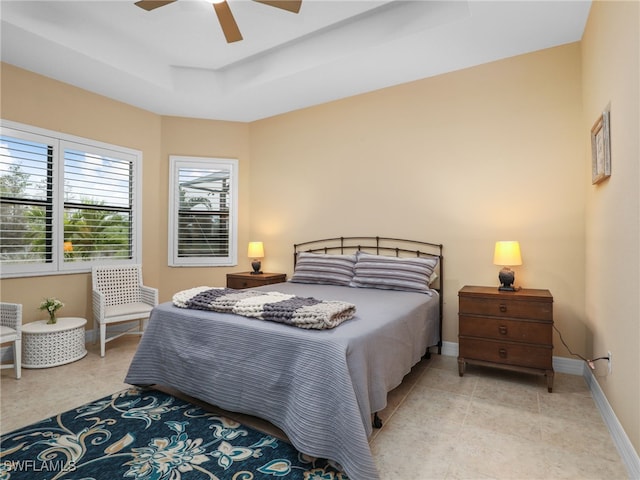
[290,252,357,286]
[351,252,438,293]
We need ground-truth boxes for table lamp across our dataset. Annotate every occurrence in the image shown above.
[493,241,522,291]
[248,241,264,274]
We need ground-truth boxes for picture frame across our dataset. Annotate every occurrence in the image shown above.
[591,109,611,185]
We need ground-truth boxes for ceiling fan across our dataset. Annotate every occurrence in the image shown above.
[134,0,302,43]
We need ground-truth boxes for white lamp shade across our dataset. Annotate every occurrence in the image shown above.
[247,241,264,258]
[493,241,522,266]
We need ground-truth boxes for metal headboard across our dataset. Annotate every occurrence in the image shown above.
[293,236,443,354]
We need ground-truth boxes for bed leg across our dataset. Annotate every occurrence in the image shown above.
[372,412,383,428]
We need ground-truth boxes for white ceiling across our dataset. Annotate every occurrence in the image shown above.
[1,0,591,122]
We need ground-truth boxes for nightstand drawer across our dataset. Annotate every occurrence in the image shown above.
[459,337,553,369]
[459,297,552,321]
[227,277,266,289]
[459,315,552,344]
[226,272,287,289]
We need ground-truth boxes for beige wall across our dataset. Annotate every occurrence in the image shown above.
[0,45,589,357]
[0,63,163,323]
[581,0,640,454]
[0,65,253,316]
[250,43,586,353]
[158,116,251,297]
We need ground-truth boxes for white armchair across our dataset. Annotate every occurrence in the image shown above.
[92,264,158,357]
[0,302,22,379]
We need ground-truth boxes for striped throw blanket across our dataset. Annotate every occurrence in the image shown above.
[172,287,356,330]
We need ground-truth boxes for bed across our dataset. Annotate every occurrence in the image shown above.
[125,236,443,480]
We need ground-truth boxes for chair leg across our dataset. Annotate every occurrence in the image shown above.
[100,323,106,357]
[14,338,21,380]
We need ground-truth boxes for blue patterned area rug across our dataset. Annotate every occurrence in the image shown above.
[0,387,347,479]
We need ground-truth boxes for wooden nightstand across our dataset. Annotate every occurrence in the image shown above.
[226,272,287,289]
[458,285,554,392]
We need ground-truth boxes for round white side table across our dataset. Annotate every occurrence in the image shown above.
[22,317,88,368]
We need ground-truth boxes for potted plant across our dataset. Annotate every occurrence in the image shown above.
[39,297,64,324]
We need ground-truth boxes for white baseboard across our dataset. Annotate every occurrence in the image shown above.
[440,340,458,357]
[583,364,640,479]
[84,321,144,344]
[0,321,139,362]
[439,341,584,375]
[84,325,97,344]
[5,337,639,477]
[439,342,638,478]
[0,347,15,363]
[552,355,586,375]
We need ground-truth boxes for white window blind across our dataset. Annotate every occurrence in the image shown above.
[0,121,142,278]
[168,156,238,267]
[0,134,54,267]
[62,144,134,262]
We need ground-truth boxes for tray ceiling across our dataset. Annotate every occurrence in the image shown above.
[1,0,591,122]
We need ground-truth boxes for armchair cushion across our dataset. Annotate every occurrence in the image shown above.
[104,302,154,319]
[0,325,18,340]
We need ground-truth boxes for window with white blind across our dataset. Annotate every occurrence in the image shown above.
[168,156,238,267]
[0,121,141,278]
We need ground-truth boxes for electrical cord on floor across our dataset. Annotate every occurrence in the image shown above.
[552,324,609,370]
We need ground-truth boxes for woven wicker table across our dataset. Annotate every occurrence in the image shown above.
[22,317,87,368]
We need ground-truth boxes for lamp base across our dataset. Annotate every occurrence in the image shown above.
[251,260,262,275]
[498,267,518,291]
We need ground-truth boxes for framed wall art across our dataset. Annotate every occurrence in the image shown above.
[591,109,611,185]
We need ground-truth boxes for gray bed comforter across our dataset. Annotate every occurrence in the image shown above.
[125,282,440,480]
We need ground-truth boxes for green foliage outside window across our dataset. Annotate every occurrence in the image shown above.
[0,164,131,263]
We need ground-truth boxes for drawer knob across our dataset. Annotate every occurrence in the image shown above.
[499,348,508,359]
[499,303,507,313]
[498,325,508,335]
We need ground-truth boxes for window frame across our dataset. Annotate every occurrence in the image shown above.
[0,120,142,278]
[168,155,238,267]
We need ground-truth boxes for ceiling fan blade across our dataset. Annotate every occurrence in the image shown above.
[134,0,177,11]
[253,0,302,14]
[213,1,243,43]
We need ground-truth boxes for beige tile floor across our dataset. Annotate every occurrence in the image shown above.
[0,336,629,479]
